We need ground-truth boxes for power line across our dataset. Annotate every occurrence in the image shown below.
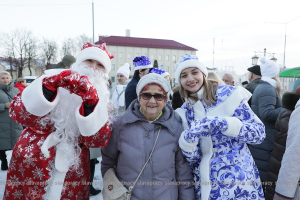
[0,3,89,6]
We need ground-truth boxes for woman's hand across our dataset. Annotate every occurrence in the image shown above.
[5,102,11,108]
[273,193,292,200]
[200,116,228,136]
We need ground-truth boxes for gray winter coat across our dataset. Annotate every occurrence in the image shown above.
[101,99,195,200]
[0,82,23,150]
[249,80,282,182]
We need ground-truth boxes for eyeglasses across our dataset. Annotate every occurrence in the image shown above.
[140,93,166,101]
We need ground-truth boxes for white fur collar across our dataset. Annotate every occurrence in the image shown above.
[261,76,277,88]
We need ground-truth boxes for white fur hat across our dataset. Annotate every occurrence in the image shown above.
[136,73,171,101]
[117,63,130,79]
[174,54,207,86]
[76,43,114,75]
[260,57,279,78]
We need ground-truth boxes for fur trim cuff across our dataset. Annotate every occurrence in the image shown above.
[178,132,198,152]
[75,101,108,137]
[22,75,60,116]
[222,117,243,137]
[175,108,189,130]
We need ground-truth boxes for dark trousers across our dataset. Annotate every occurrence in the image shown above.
[0,150,8,169]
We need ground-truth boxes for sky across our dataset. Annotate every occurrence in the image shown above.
[1,0,300,75]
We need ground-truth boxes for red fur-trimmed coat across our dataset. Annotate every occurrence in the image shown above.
[3,74,111,200]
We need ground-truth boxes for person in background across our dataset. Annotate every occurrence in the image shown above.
[292,78,300,92]
[175,54,265,200]
[14,77,27,93]
[0,71,23,171]
[273,86,300,200]
[242,81,249,87]
[264,88,300,200]
[125,56,151,109]
[245,65,262,105]
[111,63,131,116]
[207,72,225,85]
[53,54,76,69]
[222,73,235,86]
[107,78,112,93]
[248,57,282,194]
[101,73,194,200]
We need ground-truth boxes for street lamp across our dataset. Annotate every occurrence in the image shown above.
[251,54,259,66]
[264,15,300,68]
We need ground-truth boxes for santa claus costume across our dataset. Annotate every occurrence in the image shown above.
[3,43,114,200]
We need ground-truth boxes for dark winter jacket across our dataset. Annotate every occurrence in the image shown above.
[265,92,300,200]
[172,90,184,110]
[101,99,195,200]
[125,76,140,109]
[0,82,23,150]
[249,80,282,183]
[245,78,261,105]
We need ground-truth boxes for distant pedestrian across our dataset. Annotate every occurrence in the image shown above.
[222,73,235,86]
[245,65,262,105]
[14,77,26,92]
[53,54,76,69]
[111,63,131,116]
[125,56,151,109]
[248,57,282,193]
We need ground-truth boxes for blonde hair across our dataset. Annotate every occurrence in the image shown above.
[273,77,282,98]
[179,72,219,106]
[207,72,225,85]
[17,77,26,83]
[0,71,12,80]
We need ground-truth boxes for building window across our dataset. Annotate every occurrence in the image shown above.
[128,52,131,59]
[166,66,169,72]
[144,53,147,56]
[151,54,154,59]
[111,64,115,71]
[158,54,162,61]
[136,53,139,57]
[111,76,115,82]
[166,55,169,61]
[119,52,123,59]
[172,55,176,61]
[112,51,115,56]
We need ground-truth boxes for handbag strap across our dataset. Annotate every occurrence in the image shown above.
[2,89,13,100]
[128,127,161,194]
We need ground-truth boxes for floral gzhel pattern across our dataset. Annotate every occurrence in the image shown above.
[180,85,265,200]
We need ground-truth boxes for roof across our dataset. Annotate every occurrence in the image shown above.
[279,67,300,78]
[96,36,197,51]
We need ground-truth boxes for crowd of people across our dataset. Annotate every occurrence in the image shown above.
[0,42,299,200]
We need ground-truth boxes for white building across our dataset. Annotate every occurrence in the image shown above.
[95,31,197,86]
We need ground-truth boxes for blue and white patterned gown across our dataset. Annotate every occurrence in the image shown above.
[176,85,266,200]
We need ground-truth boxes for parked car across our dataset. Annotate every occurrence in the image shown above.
[24,76,37,86]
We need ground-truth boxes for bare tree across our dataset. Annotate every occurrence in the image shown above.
[77,34,93,48]
[60,38,77,58]
[25,36,39,76]
[40,38,58,70]
[1,28,32,77]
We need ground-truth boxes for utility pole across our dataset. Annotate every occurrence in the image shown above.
[92,0,95,44]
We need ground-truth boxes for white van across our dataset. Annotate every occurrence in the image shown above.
[24,76,38,86]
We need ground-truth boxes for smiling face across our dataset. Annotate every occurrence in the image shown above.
[139,84,167,121]
[83,59,105,73]
[180,67,204,94]
[117,73,127,84]
[0,74,11,85]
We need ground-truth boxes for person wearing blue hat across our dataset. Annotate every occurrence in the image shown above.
[125,56,152,109]
[175,54,266,200]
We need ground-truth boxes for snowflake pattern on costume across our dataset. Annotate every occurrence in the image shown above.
[180,85,265,200]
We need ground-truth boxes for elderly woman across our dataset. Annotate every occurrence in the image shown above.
[0,71,23,171]
[111,63,131,116]
[101,73,194,200]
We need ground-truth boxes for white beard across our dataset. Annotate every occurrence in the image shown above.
[42,63,112,169]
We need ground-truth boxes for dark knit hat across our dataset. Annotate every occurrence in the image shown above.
[247,65,261,76]
[53,55,76,69]
[242,81,249,85]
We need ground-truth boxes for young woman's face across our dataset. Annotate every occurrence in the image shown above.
[180,67,204,94]
[117,73,127,84]
[83,59,105,72]
[0,74,11,85]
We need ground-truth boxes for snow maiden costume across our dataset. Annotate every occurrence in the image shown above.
[3,43,114,200]
[174,54,266,200]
